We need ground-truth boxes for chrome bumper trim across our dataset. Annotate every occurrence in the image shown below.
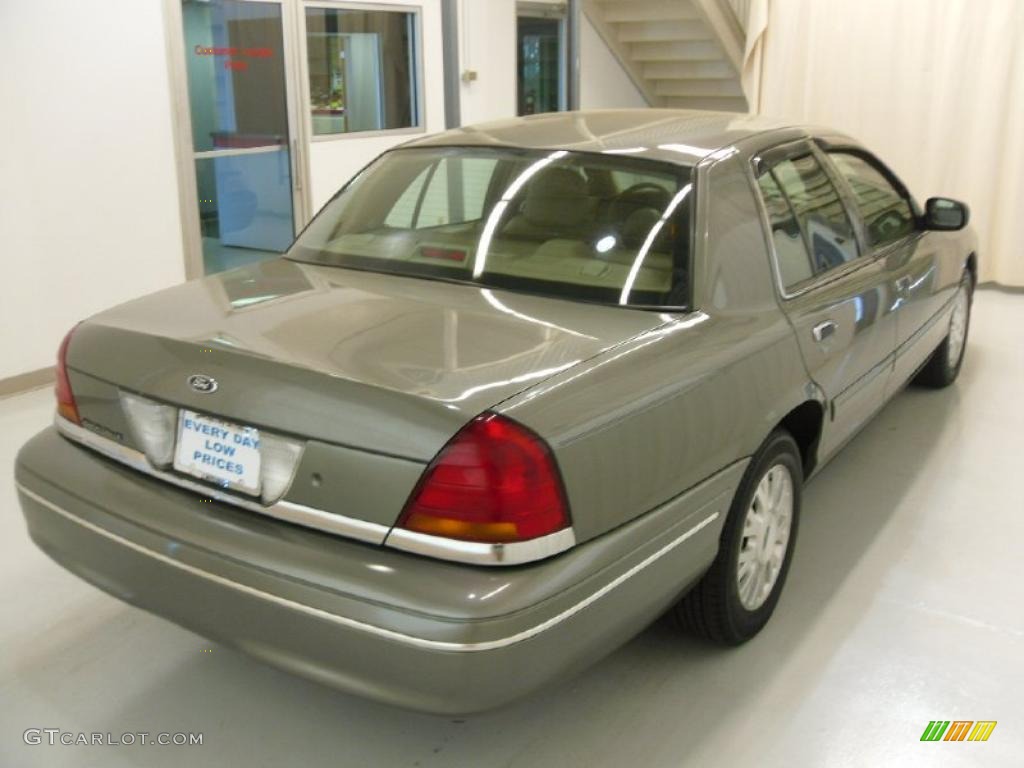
[385,526,577,566]
[17,479,719,652]
[54,415,390,545]
[54,414,578,565]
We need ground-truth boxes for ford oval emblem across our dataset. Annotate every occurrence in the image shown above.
[188,374,218,394]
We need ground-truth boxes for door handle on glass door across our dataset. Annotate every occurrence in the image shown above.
[812,320,837,342]
[292,138,302,192]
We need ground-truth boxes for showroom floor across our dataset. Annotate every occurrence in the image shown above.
[1,289,1021,768]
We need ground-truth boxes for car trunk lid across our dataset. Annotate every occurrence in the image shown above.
[68,259,664,463]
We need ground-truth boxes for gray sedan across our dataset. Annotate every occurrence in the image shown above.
[15,110,976,713]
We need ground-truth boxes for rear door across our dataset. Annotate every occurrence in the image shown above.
[753,140,897,458]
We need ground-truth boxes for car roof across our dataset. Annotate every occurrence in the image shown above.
[401,109,813,166]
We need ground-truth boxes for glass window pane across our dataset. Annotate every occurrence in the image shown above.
[305,8,418,136]
[384,166,430,228]
[290,148,692,309]
[459,157,500,221]
[757,172,814,289]
[400,157,501,229]
[518,16,563,115]
[772,154,859,275]
[416,160,451,227]
[829,152,915,248]
[195,150,295,274]
[183,0,290,152]
[610,170,676,195]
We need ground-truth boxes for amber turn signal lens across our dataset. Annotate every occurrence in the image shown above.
[399,513,518,543]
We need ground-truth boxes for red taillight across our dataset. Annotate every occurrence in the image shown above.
[55,326,80,424]
[397,413,571,543]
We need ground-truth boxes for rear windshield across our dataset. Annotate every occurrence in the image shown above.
[288,147,693,308]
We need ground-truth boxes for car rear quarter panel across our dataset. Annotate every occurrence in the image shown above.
[502,152,819,543]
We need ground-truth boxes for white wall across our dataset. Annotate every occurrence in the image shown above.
[456,0,518,125]
[580,15,648,110]
[307,0,447,211]
[0,0,648,383]
[0,1,186,380]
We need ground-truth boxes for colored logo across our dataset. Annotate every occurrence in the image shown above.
[921,721,997,742]
[187,374,218,394]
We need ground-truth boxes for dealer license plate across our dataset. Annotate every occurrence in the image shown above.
[173,410,262,496]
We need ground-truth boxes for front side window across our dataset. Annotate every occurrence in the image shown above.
[829,152,915,248]
[769,153,860,275]
[305,7,418,136]
[289,148,693,308]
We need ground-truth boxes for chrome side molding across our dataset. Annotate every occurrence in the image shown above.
[54,415,390,545]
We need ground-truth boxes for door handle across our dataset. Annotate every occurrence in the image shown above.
[895,276,911,294]
[812,320,837,342]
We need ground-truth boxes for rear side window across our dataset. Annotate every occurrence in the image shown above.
[828,152,915,248]
[770,153,859,274]
[757,172,814,289]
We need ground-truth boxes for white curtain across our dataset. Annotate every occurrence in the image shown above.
[756,0,1024,286]
[740,0,768,112]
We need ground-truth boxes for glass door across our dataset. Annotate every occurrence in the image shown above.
[516,5,566,116]
[179,0,306,275]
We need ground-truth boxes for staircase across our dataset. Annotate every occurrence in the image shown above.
[584,0,751,112]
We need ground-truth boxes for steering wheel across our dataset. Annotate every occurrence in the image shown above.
[608,182,671,225]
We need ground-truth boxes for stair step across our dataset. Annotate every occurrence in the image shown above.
[601,0,701,23]
[614,20,712,42]
[629,40,724,61]
[662,95,749,113]
[643,59,734,80]
[656,78,745,98]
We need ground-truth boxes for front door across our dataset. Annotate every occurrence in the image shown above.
[177,0,307,275]
[819,149,942,393]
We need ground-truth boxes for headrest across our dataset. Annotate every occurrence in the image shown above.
[621,207,662,249]
[519,167,589,228]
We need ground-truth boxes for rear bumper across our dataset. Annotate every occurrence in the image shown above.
[16,427,742,713]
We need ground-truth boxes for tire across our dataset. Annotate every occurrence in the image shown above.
[913,270,973,388]
[675,430,802,645]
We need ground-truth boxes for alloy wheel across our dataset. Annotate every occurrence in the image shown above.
[737,463,794,611]
[947,283,969,367]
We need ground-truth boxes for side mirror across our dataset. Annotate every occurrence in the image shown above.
[924,197,969,231]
